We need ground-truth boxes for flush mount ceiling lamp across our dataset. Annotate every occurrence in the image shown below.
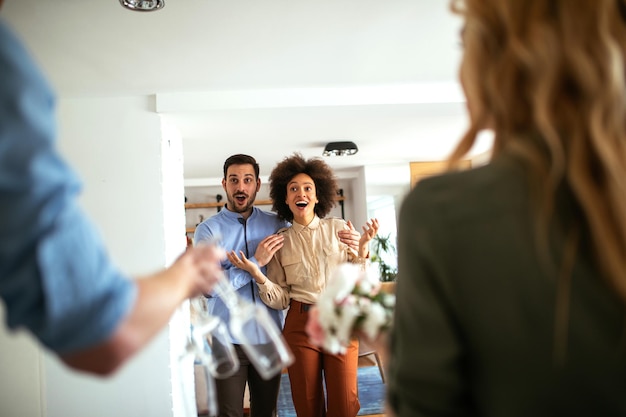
[119,0,165,11]
[323,141,359,157]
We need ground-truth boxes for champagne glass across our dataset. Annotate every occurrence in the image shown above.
[192,359,219,417]
[188,297,240,379]
[179,299,239,417]
[178,349,218,417]
[191,238,293,379]
[213,275,295,380]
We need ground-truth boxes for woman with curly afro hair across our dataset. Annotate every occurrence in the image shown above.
[267,152,338,223]
[229,153,378,417]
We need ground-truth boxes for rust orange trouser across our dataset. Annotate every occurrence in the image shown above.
[284,299,360,417]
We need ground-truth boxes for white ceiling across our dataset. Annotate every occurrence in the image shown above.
[2,0,491,186]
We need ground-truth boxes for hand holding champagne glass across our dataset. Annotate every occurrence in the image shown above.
[213,273,294,379]
[193,236,294,379]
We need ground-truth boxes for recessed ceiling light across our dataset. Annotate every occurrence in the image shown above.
[119,0,165,12]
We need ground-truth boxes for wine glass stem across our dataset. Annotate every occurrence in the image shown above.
[214,273,245,311]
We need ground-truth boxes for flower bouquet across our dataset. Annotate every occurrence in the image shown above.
[306,263,395,354]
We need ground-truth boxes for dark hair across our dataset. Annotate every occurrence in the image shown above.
[223,154,260,179]
[269,153,338,222]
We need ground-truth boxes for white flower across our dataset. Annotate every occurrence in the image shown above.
[326,263,360,301]
[381,293,396,308]
[360,302,387,341]
[327,301,360,354]
[312,262,394,354]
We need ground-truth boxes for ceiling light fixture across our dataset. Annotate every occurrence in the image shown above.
[119,0,165,11]
[323,141,359,157]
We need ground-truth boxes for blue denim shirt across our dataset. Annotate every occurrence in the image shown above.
[194,206,289,344]
[0,20,136,353]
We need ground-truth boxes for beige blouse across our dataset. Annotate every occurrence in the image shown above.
[257,215,366,309]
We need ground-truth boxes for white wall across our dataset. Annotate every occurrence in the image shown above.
[0,320,44,417]
[0,96,187,417]
[161,121,197,417]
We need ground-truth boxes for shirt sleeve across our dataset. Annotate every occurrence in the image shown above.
[336,219,367,267]
[0,20,136,354]
[193,221,215,245]
[258,255,291,310]
[386,187,471,417]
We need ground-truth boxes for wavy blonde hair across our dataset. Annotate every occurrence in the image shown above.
[450,0,626,301]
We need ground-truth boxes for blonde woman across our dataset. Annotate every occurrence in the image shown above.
[389,1,626,416]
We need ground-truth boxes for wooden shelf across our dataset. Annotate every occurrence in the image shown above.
[185,199,272,209]
[185,196,345,234]
[184,196,344,210]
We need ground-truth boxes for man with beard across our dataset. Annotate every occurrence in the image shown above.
[194,154,361,417]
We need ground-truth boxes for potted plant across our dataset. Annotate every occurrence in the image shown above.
[370,233,397,282]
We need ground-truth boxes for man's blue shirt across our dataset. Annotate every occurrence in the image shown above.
[0,19,136,353]
[194,206,288,344]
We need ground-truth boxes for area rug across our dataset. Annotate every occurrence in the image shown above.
[277,366,385,416]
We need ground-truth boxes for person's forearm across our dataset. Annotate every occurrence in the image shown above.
[114,272,190,354]
[257,279,290,310]
[61,272,190,375]
[250,268,268,285]
[359,242,370,258]
[60,244,222,375]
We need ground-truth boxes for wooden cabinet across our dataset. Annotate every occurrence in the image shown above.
[410,160,471,188]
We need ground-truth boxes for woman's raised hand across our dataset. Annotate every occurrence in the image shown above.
[360,218,379,243]
[359,218,379,257]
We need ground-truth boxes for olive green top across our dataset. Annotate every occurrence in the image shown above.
[388,151,626,417]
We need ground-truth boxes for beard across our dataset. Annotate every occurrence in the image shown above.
[226,191,256,214]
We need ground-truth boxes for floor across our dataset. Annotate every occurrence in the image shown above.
[201,352,388,417]
[358,354,387,417]
[244,355,387,417]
